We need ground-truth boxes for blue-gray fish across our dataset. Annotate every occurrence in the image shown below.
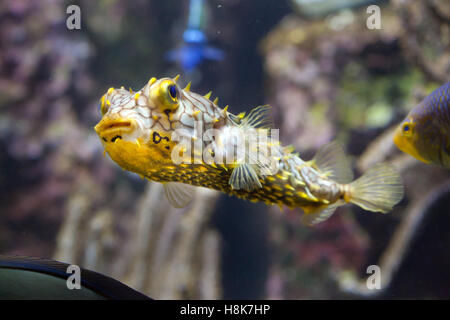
[394,82,450,167]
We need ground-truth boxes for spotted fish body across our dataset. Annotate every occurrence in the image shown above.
[95,76,403,225]
[394,82,450,167]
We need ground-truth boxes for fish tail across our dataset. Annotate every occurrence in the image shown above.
[345,163,404,213]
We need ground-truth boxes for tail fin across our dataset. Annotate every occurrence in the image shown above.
[348,163,404,213]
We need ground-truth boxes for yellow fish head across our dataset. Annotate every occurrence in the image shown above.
[94,77,183,176]
[393,117,430,164]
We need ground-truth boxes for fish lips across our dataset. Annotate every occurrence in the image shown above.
[95,116,137,143]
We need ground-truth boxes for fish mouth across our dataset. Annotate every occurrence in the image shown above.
[393,127,406,152]
[95,117,137,142]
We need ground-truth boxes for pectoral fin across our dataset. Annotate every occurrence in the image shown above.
[163,182,195,208]
[229,164,262,191]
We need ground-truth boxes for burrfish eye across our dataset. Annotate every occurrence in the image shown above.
[150,79,180,112]
[169,85,177,100]
[161,80,178,106]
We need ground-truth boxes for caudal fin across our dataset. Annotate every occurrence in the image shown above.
[348,163,404,213]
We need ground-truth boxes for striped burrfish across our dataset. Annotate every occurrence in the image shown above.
[94,76,404,225]
[394,82,450,167]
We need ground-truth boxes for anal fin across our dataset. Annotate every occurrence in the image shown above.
[163,182,195,208]
[301,201,344,226]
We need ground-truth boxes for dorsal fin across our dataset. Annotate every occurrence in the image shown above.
[312,142,353,184]
[227,112,242,125]
[239,105,273,129]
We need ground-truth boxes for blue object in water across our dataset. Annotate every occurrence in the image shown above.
[166,0,224,73]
